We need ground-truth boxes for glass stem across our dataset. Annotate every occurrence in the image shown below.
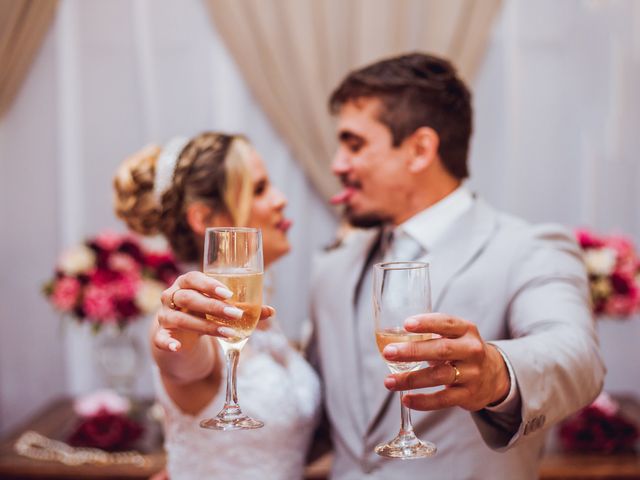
[399,390,415,436]
[224,348,240,408]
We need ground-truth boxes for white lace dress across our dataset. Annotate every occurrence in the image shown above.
[154,327,321,480]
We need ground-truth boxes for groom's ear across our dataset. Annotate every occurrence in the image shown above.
[185,202,231,235]
[407,127,439,173]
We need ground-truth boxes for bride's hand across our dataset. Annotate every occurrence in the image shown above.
[154,271,276,352]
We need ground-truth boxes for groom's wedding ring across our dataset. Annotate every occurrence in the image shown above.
[169,289,180,310]
[450,362,461,385]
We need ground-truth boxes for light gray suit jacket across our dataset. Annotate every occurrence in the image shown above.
[309,198,605,480]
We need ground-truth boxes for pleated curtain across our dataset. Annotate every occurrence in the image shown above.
[204,0,502,200]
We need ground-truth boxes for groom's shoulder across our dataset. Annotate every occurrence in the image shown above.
[483,203,581,263]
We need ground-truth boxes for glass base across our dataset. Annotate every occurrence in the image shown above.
[374,433,436,459]
[199,406,264,431]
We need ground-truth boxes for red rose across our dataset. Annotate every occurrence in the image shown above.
[68,409,143,451]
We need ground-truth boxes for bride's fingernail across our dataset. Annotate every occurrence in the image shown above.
[215,287,233,299]
[218,327,239,338]
[223,306,243,319]
[168,341,180,352]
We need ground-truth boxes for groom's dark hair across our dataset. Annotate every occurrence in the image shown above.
[329,52,472,180]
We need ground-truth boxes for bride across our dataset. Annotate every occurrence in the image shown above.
[114,132,320,479]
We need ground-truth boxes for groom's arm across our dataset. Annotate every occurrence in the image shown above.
[382,224,605,450]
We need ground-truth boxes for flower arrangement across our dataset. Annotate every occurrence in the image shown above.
[68,390,144,451]
[576,229,640,318]
[43,232,180,331]
[559,392,638,454]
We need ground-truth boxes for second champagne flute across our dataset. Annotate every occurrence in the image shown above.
[373,261,437,458]
[199,227,264,431]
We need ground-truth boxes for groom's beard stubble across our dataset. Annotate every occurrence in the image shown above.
[343,205,391,229]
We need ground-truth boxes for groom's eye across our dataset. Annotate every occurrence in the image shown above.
[347,140,363,153]
[339,132,365,153]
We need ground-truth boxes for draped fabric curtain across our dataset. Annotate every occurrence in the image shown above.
[0,0,58,118]
[204,0,502,200]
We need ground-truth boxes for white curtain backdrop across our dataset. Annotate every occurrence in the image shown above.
[0,0,337,434]
[1,0,638,435]
[470,0,640,399]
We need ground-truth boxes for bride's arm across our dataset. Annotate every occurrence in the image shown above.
[150,320,223,415]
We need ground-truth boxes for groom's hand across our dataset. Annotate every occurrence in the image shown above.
[382,313,511,412]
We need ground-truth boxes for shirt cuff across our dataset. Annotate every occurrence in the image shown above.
[484,345,519,413]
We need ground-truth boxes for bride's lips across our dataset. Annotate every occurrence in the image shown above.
[330,186,357,205]
[276,218,292,233]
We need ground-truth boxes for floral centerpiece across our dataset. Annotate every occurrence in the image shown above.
[558,229,640,454]
[560,392,638,454]
[576,228,640,319]
[43,231,179,331]
[69,389,144,451]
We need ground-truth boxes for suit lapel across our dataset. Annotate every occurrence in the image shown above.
[365,199,498,435]
[429,198,497,310]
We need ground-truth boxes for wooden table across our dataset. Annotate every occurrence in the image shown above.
[1,398,638,479]
[0,398,165,479]
[539,451,640,479]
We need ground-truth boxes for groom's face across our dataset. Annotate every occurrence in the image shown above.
[331,97,413,228]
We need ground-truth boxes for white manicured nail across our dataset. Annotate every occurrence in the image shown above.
[218,327,240,338]
[168,341,179,352]
[223,306,243,319]
[215,287,233,299]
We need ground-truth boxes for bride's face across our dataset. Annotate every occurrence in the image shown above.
[246,151,291,267]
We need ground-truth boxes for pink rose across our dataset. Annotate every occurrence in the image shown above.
[108,253,140,275]
[576,229,605,249]
[83,285,117,322]
[74,389,131,417]
[94,231,124,251]
[606,235,634,258]
[604,293,639,317]
[110,274,139,300]
[591,392,619,416]
[51,277,81,311]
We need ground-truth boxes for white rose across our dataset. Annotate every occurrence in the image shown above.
[135,279,165,313]
[59,244,96,275]
[583,247,617,276]
[139,234,170,253]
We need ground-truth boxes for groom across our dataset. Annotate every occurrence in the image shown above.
[308,53,605,479]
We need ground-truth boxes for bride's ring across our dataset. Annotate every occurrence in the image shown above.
[169,289,180,310]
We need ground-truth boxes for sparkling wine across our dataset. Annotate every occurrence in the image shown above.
[205,272,263,351]
[375,327,434,373]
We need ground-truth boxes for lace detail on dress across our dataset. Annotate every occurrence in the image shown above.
[154,327,321,480]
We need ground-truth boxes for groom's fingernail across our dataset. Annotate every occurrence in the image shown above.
[384,377,396,389]
[405,317,418,329]
[223,306,244,319]
[383,345,398,358]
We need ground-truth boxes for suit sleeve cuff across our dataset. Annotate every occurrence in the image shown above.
[484,344,520,414]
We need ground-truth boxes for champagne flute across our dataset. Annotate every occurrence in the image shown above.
[199,227,264,430]
[372,261,437,458]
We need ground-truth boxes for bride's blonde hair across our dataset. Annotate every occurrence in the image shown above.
[114,132,253,262]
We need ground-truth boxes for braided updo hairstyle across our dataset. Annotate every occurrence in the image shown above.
[114,132,253,263]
